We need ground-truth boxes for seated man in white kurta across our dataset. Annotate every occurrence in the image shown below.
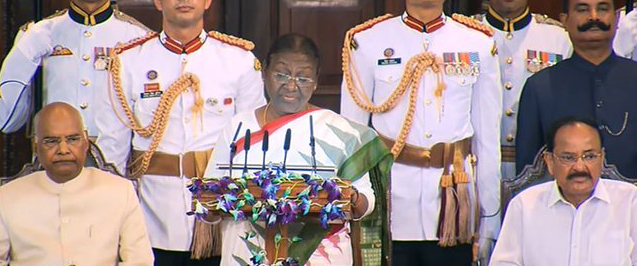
[490,116,637,266]
[0,102,154,266]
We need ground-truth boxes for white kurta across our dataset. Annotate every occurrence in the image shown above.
[97,30,265,251]
[340,13,503,241]
[490,179,637,266]
[0,167,154,266]
[0,7,148,135]
[204,108,376,266]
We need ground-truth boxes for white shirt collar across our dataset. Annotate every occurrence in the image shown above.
[548,178,611,207]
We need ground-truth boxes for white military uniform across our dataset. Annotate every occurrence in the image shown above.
[0,1,149,135]
[477,7,572,179]
[96,30,265,251]
[340,13,503,243]
[614,7,637,60]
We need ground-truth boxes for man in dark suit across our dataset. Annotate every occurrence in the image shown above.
[516,0,637,179]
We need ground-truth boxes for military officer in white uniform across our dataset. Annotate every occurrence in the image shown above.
[0,0,149,136]
[95,0,264,264]
[340,0,502,265]
[475,0,572,179]
[614,3,637,60]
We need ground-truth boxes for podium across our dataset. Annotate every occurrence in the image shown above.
[190,164,353,264]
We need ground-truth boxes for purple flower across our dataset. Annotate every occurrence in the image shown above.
[322,179,342,202]
[260,179,280,200]
[319,203,346,228]
[187,178,205,196]
[279,200,298,224]
[302,174,322,197]
[217,194,237,212]
[281,258,300,266]
[297,197,311,216]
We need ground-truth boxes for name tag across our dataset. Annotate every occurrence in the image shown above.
[141,83,163,99]
[378,58,401,66]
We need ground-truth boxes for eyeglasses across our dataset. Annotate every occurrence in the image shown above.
[41,135,84,149]
[271,72,316,87]
[550,151,603,165]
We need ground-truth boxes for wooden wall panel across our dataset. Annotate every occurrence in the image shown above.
[278,0,377,113]
[118,0,224,32]
[529,0,624,20]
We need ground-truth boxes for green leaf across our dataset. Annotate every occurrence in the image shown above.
[236,178,247,188]
[283,187,292,198]
[228,183,239,190]
[275,231,282,245]
[290,236,302,243]
[236,200,246,209]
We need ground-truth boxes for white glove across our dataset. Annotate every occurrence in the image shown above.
[614,9,637,58]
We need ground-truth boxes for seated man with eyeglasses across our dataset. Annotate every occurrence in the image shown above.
[490,116,637,266]
[0,102,154,266]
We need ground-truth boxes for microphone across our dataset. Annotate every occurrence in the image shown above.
[243,129,251,175]
[283,128,292,172]
[309,115,317,175]
[228,122,242,177]
[262,131,269,171]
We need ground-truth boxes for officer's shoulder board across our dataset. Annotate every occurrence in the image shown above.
[346,13,394,50]
[533,14,564,28]
[113,8,152,32]
[208,31,254,51]
[113,31,159,54]
[20,9,67,32]
[19,21,34,32]
[451,13,494,37]
[44,9,68,20]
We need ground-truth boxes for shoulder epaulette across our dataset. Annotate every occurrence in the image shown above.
[471,14,485,22]
[208,31,254,51]
[20,9,66,32]
[113,31,159,54]
[113,8,152,32]
[19,21,34,32]
[44,9,68,20]
[532,14,564,28]
[345,13,393,50]
[452,13,494,37]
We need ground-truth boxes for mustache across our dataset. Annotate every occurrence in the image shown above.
[567,171,592,180]
[577,19,611,32]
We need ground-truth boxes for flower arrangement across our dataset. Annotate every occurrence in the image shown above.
[188,164,353,265]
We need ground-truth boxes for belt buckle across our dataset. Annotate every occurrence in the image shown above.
[421,149,431,159]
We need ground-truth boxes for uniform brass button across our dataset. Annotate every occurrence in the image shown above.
[79,103,88,109]
[80,79,90,86]
[504,81,513,90]
[506,108,515,117]
[424,99,431,105]
[506,57,513,64]
[425,132,432,138]
[84,30,92,37]
[82,54,90,61]
[506,33,513,40]
[181,57,188,64]
[506,134,514,142]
